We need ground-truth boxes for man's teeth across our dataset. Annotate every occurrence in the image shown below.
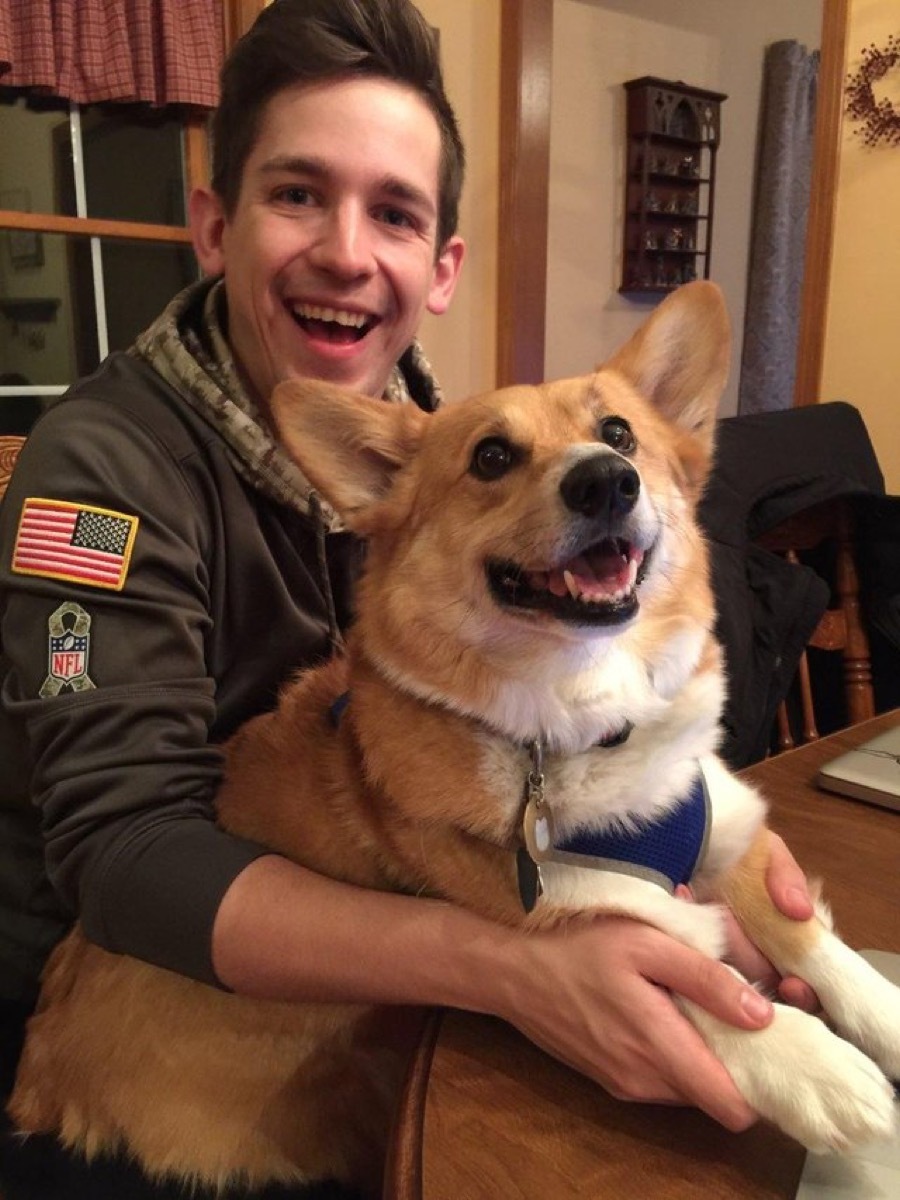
[294,304,369,328]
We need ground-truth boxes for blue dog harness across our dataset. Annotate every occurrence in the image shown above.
[328,692,709,909]
[517,737,711,912]
[550,772,711,892]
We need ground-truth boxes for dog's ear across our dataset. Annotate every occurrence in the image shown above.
[270,380,427,525]
[603,281,730,453]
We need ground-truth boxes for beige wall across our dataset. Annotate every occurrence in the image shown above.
[821,0,900,492]
[414,0,501,402]
[546,0,822,415]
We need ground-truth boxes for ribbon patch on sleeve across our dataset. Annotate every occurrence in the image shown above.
[40,601,97,697]
[12,498,139,591]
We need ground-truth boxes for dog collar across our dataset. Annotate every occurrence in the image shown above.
[595,721,633,748]
[329,691,351,727]
[331,691,632,752]
[517,741,710,913]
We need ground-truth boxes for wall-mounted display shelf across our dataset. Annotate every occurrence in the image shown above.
[620,76,727,296]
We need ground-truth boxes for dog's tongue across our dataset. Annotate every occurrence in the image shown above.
[545,541,634,600]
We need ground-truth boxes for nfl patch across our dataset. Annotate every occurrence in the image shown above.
[12,498,139,591]
[40,601,97,697]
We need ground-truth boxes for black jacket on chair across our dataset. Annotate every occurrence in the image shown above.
[700,401,897,768]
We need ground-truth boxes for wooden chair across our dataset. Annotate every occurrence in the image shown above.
[756,496,874,753]
[0,434,26,499]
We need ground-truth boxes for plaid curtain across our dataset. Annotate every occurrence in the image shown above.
[0,0,223,108]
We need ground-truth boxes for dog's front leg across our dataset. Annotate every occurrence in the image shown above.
[710,825,900,1084]
[682,809,899,1151]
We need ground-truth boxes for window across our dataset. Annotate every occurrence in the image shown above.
[0,89,209,432]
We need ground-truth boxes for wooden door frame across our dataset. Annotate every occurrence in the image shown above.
[495,0,848,399]
[496,0,553,387]
[793,0,848,405]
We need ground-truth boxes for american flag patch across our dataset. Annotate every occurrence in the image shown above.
[12,498,139,591]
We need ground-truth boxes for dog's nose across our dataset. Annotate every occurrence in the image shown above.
[560,454,640,519]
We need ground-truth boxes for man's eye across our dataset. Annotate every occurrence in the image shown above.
[599,417,636,454]
[470,438,516,481]
[378,207,415,230]
[276,186,315,207]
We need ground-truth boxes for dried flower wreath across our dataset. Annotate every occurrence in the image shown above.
[845,34,900,147]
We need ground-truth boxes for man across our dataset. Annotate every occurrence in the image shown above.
[0,1,816,1196]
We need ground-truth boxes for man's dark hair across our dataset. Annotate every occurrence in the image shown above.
[211,0,465,251]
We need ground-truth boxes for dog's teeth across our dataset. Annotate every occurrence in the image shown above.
[563,569,580,601]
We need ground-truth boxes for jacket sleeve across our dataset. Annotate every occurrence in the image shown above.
[0,396,269,986]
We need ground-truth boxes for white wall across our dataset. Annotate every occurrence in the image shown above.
[413,0,501,403]
[546,0,822,415]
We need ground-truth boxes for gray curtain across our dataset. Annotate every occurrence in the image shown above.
[738,41,819,415]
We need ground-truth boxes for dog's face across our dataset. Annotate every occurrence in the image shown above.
[272,282,730,735]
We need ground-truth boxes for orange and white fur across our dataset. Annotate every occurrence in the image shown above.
[10,283,899,1194]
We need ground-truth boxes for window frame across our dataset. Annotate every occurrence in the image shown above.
[0,0,265,249]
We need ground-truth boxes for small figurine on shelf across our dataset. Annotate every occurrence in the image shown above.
[645,191,661,212]
[679,154,700,177]
[664,227,684,250]
[644,230,658,250]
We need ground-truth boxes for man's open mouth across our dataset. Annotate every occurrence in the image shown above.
[291,303,376,345]
[487,537,650,625]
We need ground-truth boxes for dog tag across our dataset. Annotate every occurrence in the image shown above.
[516,847,544,914]
[523,794,556,863]
[517,739,552,912]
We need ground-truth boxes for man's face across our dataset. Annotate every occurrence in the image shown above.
[191,76,463,404]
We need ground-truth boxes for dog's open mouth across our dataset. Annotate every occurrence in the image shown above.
[487,537,650,624]
[291,304,377,344]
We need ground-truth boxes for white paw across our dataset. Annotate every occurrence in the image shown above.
[686,1001,897,1152]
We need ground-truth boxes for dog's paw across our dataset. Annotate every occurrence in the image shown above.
[802,938,900,1083]
[734,1008,896,1152]
[685,1001,897,1152]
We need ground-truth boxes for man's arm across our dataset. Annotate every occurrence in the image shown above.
[212,834,811,1133]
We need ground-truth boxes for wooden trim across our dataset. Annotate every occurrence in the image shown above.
[382,1011,442,1200]
[224,0,267,48]
[496,0,553,388]
[793,0,849,406]
[184,116,211,192]
[0,210,192,245]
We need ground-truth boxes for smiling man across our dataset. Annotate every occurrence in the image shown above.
[191,74,462,405]
[0,2,820,1198]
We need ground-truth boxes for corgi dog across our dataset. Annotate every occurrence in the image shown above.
[10,282,900,1195]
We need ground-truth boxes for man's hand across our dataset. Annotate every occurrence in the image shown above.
[496,831,820,1128]
[496,915,772,1132]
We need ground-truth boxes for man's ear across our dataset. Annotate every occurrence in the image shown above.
[426,235,465,316]
[603,281,731,456]
[270,381,427,526]
[189,187,227,276]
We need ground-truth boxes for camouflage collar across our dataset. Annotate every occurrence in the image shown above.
[131,278,442,529]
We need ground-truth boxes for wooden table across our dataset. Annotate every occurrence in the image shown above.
[385,712,900,1200]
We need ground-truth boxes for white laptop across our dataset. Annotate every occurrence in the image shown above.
[816,726,900,813]
[794,949,900,1199]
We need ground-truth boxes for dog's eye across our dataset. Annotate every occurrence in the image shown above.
[471,437,515,481]
[600,417,636,455]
